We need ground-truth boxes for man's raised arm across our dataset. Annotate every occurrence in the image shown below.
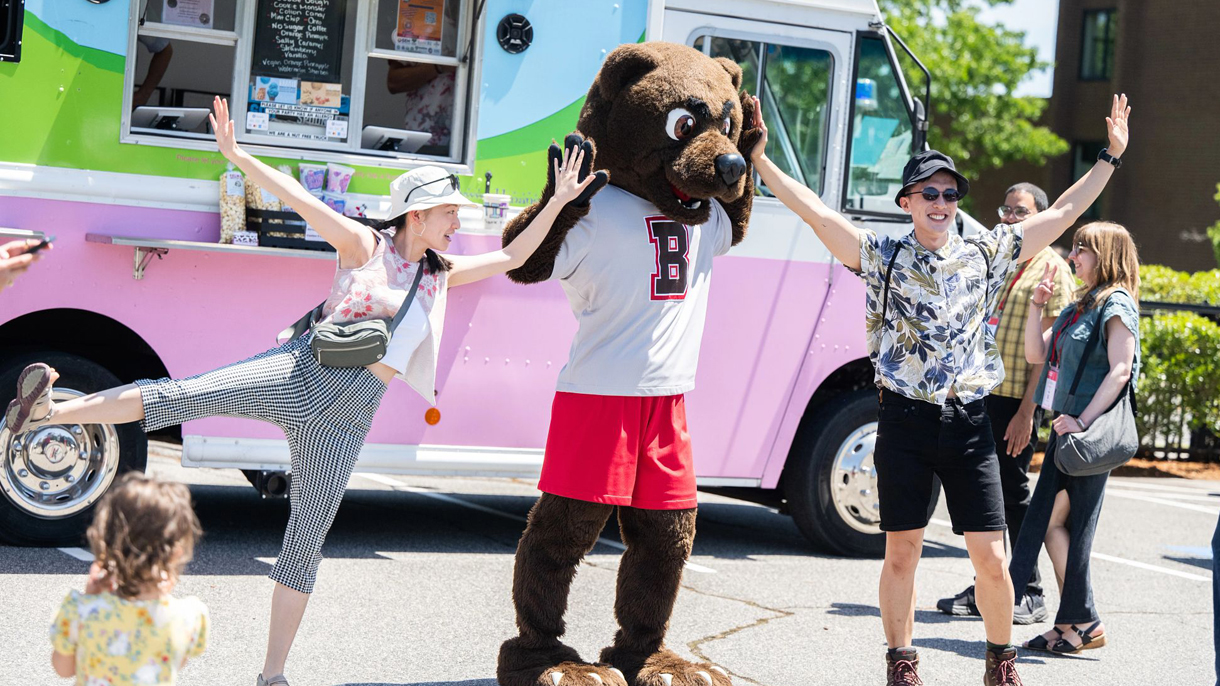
[1019,94,1131,262]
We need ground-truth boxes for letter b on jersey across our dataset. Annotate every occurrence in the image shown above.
[647,217,689,300]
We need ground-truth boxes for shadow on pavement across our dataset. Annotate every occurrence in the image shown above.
[1164,555,1213,571]
[0,480,910,575]
[826,602,955,625]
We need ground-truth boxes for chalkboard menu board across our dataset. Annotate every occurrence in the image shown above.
[252,0,347,83]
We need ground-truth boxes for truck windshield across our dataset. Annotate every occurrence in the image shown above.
[844,35,915,215]
[696,36,834,196]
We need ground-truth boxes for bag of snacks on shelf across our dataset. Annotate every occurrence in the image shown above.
[245,176,282,211]
[299,163,326,194]
[219,168,245,244]
[326,163,355,193]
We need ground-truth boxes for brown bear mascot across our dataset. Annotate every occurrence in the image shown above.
[497,42,759,686]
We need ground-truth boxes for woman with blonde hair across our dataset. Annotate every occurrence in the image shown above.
[1010,220,1141,655]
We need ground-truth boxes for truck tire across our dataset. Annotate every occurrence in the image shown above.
[785,389,938,558]
[0,352,147,546]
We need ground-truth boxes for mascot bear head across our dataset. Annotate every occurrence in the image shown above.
[578,42,756,226]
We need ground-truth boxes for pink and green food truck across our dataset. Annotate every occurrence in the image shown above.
[0,0,981,556]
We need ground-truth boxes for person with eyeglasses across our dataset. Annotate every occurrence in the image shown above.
[937,183,1075,625]
[2,97,602,686]
[745,93,1131,686]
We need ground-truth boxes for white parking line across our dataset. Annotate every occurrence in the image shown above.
[58,547,94,562]
[1106,481,1220,496]
[355,473,718,575]
[927,519,1210,583]
[1104,490,1220,515]
[1090,553,1211,582]
[1106,488,1220,502]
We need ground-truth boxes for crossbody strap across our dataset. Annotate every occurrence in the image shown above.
[388,258,428,334]
[880,243,903,324]
[880,238,991,324]
[1064,293,1138,414]
[277,225,428,343]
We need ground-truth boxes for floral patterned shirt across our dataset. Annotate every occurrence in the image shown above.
[852,224,1024,405]
[50,590,208,685]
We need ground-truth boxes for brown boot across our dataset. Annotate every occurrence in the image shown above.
[984,646,1023,686]
[885,649,922,685]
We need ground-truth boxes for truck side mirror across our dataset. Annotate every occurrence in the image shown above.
[912,97,929,153]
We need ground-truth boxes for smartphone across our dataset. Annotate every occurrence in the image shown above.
[27,235,56,255]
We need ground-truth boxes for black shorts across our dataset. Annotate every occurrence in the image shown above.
[874,389,1007,535]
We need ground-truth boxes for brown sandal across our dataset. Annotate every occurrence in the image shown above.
[4,363,56,434]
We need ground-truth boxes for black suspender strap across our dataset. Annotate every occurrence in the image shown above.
[879,238,991,325]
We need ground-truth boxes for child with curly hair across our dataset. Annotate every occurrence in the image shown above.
[50,473,208,685]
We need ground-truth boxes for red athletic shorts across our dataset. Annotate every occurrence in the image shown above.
[537,392,697,510]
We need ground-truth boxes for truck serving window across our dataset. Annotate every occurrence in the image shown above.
[122,0,478,166]
[696,35,833,196]
[843,35,914,216]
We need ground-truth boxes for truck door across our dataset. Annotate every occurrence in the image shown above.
[659,6,856,480]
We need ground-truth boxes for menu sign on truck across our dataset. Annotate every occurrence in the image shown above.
[252,0,347,83]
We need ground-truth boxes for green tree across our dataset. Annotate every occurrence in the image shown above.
[880,0,1069,210]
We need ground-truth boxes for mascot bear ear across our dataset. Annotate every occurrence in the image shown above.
[595,44,662,101]
[714,57,744,91]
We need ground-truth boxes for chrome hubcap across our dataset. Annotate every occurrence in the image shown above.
[1,388,120,518]
[830,422,882,534]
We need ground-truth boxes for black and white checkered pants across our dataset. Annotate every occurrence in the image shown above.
[135,335,386,593]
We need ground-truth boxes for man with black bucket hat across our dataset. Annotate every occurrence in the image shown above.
[742,93,1131,685]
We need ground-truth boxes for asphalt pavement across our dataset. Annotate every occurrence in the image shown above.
[1,442,1215,685]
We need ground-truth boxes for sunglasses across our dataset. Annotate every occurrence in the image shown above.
[903,187,963,203]
[403,173,460,206]
[997,205,1033,219]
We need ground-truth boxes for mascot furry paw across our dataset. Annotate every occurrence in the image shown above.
[497,41,757,686]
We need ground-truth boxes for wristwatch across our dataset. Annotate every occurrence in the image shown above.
[1097,148,1122,168]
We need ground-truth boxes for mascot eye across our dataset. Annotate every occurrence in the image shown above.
[722,116,731,135]
[666,108,696,141]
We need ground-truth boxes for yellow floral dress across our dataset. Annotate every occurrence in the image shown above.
[50,590,208,685]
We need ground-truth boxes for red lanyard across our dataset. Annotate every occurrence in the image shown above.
[996,262,1028,315]
[1049,306,1082,366]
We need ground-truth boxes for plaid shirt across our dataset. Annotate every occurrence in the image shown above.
[991,246,1076,399]
[853,224,1023,405]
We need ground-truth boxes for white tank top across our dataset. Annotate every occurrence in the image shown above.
[380,295,429,374]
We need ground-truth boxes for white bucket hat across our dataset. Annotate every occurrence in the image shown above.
[387,165,478,221]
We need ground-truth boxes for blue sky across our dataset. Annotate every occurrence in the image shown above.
[975,0,1061,97]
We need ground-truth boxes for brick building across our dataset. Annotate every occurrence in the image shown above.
[969,0,1220,271]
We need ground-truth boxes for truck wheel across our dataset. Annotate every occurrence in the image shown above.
[0,352,147,546]
[785,389,937,558]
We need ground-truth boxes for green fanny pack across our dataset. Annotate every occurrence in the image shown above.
[279,258,426,368]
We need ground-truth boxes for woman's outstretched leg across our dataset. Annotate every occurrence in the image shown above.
[10,340,311,436]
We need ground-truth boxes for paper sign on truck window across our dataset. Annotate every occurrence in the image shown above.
[394,0,445,55]
[162,0,214,27]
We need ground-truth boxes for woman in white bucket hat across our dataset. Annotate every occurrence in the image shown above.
[7,97,600,686]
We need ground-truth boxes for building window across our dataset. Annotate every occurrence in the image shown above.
[122,0,480,167]
[1072,141,1106,219]
[1079,9,1117,81]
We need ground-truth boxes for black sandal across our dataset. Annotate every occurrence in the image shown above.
[1022,627,1065,653]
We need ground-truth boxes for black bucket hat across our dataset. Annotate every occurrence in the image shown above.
[894,149,971,207]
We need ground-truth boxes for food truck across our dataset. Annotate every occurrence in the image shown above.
[0,0,977,556]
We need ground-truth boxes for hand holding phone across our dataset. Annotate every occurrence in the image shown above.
[27,235,56,255]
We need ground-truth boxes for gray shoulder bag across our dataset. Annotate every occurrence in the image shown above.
[1053,302,1139,476]
[278,257,427,368]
